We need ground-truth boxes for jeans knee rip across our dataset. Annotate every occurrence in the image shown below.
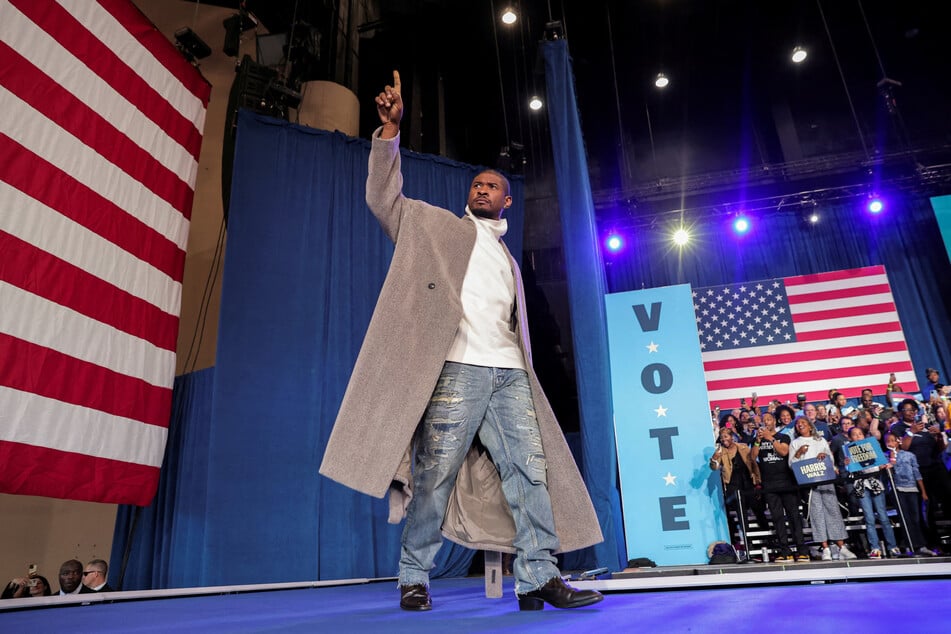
[418,418,464,469]
[525,453,548,484]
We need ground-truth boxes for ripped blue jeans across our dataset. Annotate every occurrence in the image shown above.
[398,362,560,594]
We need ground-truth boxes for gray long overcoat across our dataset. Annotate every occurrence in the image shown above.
[318,130,603,554]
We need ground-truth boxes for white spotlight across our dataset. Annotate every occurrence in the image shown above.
[791,46,807,63]
[501,8,517,25]
[528,95,543,111]
[655,73,669,88]
[808,212,819,224]
[673,228,690,245]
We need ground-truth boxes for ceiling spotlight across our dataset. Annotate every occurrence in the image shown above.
[868,197,884,214]
[654,73,669,88]
[791,46,807,63]
[501,8,517,25]
[733,215,751,234]
[605,233,624,252]
[808,212,820,224]
[528,95,543,111]
[673,227,690,246]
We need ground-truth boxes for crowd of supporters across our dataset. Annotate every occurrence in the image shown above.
[710,369,951,561]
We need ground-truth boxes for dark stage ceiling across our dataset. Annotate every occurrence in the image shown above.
[201,1,951,212]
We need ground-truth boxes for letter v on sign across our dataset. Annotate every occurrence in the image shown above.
[632,303,662,331]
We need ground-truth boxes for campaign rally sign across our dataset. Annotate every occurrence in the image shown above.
[792,455,837,485]
[845,438,888,472]
[605,284,728,566]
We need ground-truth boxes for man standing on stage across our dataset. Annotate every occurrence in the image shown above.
[320,71,603,612]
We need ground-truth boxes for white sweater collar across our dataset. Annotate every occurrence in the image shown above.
[464,206,508,241]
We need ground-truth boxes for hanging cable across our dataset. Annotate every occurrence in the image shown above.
[282,0,301,83]
[856,0,888,78]
[816,0,870,160]
[856,0,914,152]
[518,9,541,179]
[489,0,511,149]
[606,5,632,182]
[181,214,226,374]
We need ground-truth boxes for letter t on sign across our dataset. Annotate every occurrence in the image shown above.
[649,427,679,460]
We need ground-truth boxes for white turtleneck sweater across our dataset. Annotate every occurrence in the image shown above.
[445,207,525,370]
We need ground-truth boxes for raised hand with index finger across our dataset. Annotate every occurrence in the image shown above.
[376,70,403,137]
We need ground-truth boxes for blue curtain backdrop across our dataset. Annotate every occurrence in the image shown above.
[542,39,626,572]
[601,197,951,390]
[110,368,214,590]
[112,111,524,588]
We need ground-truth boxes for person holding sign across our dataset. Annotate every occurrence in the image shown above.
[788,418,857,561]
[843,427,900,558]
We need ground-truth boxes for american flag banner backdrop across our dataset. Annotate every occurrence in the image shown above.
[694,265,919,409]
[0,0,210,505]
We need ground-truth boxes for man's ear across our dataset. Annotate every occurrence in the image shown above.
[503,195,513,209]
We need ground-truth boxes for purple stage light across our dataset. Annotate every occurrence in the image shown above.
[868,198,884,214]
[733,215,751,234]
[605,234,624,252]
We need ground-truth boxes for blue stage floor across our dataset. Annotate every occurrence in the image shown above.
[3,574,951,633]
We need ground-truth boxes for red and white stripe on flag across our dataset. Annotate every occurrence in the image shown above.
[695,265,919,409]
[0,0,210,505]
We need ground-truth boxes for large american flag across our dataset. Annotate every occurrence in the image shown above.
[0,0,210,505]
[694,265,919,409]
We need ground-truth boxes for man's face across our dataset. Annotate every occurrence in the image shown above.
[928,371,939,383]
[834,393,846,407]
[467,172,512,220]
[82,565,105,589]
[803,404,817,421]
[861,390,873,406]
[59,562,81,593]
